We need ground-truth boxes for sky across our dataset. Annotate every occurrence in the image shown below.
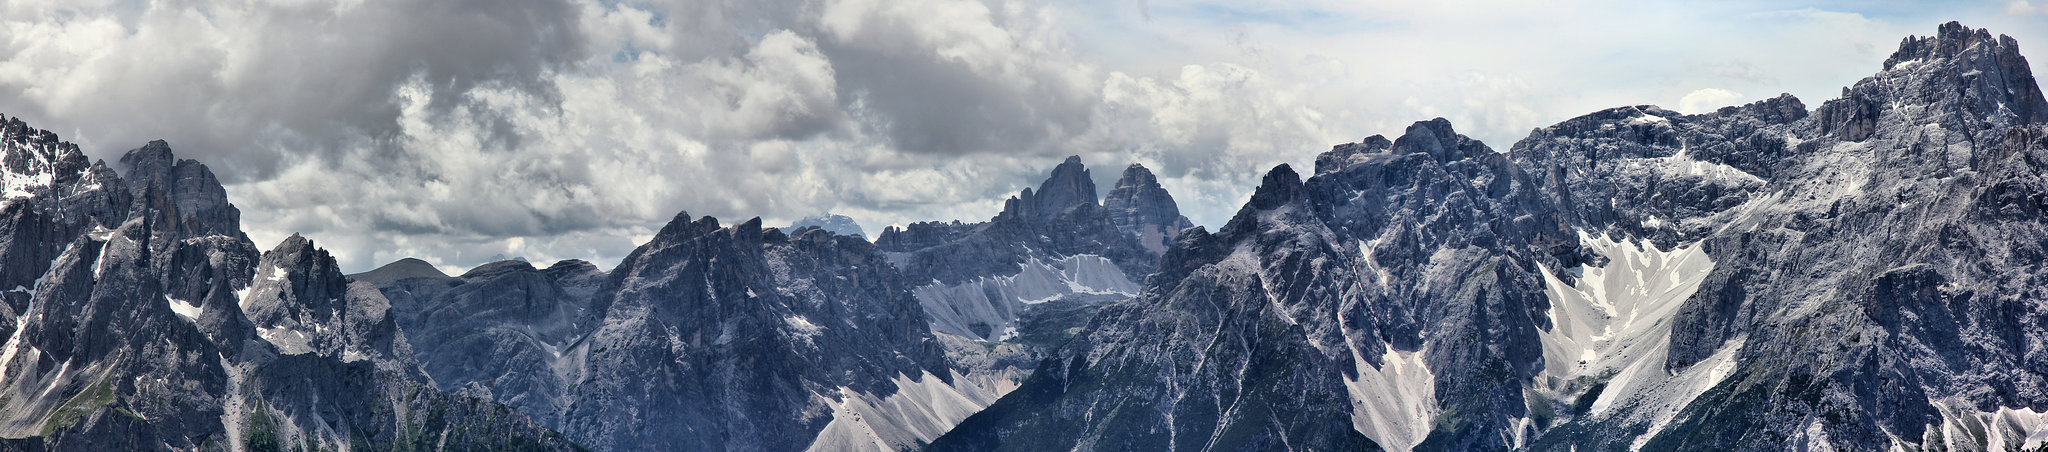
[2,0,2044,273]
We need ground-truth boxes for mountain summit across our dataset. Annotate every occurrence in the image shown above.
[1103,163,1195,254]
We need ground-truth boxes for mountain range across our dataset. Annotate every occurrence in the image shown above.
[1,21,2045,451]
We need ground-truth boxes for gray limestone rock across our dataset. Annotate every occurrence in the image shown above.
[1102,163,1195,254]
[558,215,953,451]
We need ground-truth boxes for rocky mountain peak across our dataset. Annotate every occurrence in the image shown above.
[1245,163,1302,211]
[116,140,246,240]
[1102,163,1194,254]
[1029,155,1097,219]
[246,234,349,316]
[1822,22,2047,140]
[115,140,176,178]
[2,114,92,204]
[647,210,726,247]
[1112,163,1158,187]
[993,156,1101,223]
[1314,134,1393,174]
[1396,117,1492,163]
[543,258,601,277]
[1887,21,2012,71]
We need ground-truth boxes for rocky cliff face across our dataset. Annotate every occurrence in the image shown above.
[935,117,1573,451]
[1006,156,1098,222]
[1103,164,1195,254]
[349,156,1191,452]
[355,257,603,429]
[870,155,1171,433]
[939,21,2048,452]
[556,215,978,452]
[876,156,1156,344]
[355,215,1006,452]
[1602,21,2048,451]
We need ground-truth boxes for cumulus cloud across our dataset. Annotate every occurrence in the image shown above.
[1678,88,1747,114]
[1,0,2041,271]
[2009,1,2038,16]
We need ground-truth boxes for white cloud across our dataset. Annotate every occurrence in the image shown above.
[2008,1,2038,15]
[2,0,2042,272]
[1678,88,1748,115]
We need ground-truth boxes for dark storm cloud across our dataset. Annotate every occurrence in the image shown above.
[819,34,1096,155]
[0,0,585,181]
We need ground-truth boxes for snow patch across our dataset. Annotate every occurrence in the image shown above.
[1359,238,1391,286]
[0,303,37,378]
[803,370,1002,452]
[0,150,54,201]
[912,254,1138,341]
[166,295,203,322]
[1622,336,1745,450]
[784,315,822,337]
[256,326,313,355]
[1344,343,1437,452]
[1535,231,1736,442]
[90,237,112,280]
[1796,417,1840,452]
[1911,399,2048,451]
[1659,144,1762,184]
[233,285,254,311]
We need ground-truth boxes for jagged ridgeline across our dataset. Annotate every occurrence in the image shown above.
[2,20,2047,452]
[0,122,577,450]
[931,21,2048,452]
[346,154,1196,451]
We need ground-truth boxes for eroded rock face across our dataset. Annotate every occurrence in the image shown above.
[1026,156,1098,221]
[1614,23,2048,452]
[559,215,958,452]
[1,115,131,310]
[241,234,412,367]
[937,117,1572,451]
[1103,163,1195,254]
[357,257,602,428]
[942,21,2048,452]
[877,156,1157,344]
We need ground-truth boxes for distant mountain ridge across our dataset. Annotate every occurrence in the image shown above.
[789,213,868,239]
[1,20,2045,452]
